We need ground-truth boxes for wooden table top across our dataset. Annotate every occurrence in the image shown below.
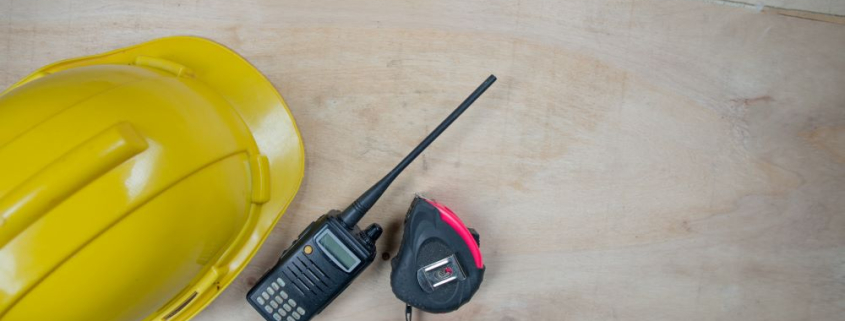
[2,0,844,320]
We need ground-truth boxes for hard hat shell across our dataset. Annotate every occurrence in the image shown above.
[0,37,304,321]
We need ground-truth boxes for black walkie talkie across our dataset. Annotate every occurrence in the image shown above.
[246,75,497,321]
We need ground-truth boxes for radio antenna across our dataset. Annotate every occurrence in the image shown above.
[338,75,497,228]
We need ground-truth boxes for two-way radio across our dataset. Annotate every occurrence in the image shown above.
[247,75,496,321]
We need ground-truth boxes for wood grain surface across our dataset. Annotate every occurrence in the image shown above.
[2,0,844,320]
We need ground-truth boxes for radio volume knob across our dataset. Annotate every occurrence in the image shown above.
[363,223,383,243]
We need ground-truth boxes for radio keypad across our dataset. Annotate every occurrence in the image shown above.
[256,276,307,320]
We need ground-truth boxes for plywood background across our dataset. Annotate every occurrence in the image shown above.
[1,0,844,320]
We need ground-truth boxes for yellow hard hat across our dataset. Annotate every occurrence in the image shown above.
[0,37,304,321]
